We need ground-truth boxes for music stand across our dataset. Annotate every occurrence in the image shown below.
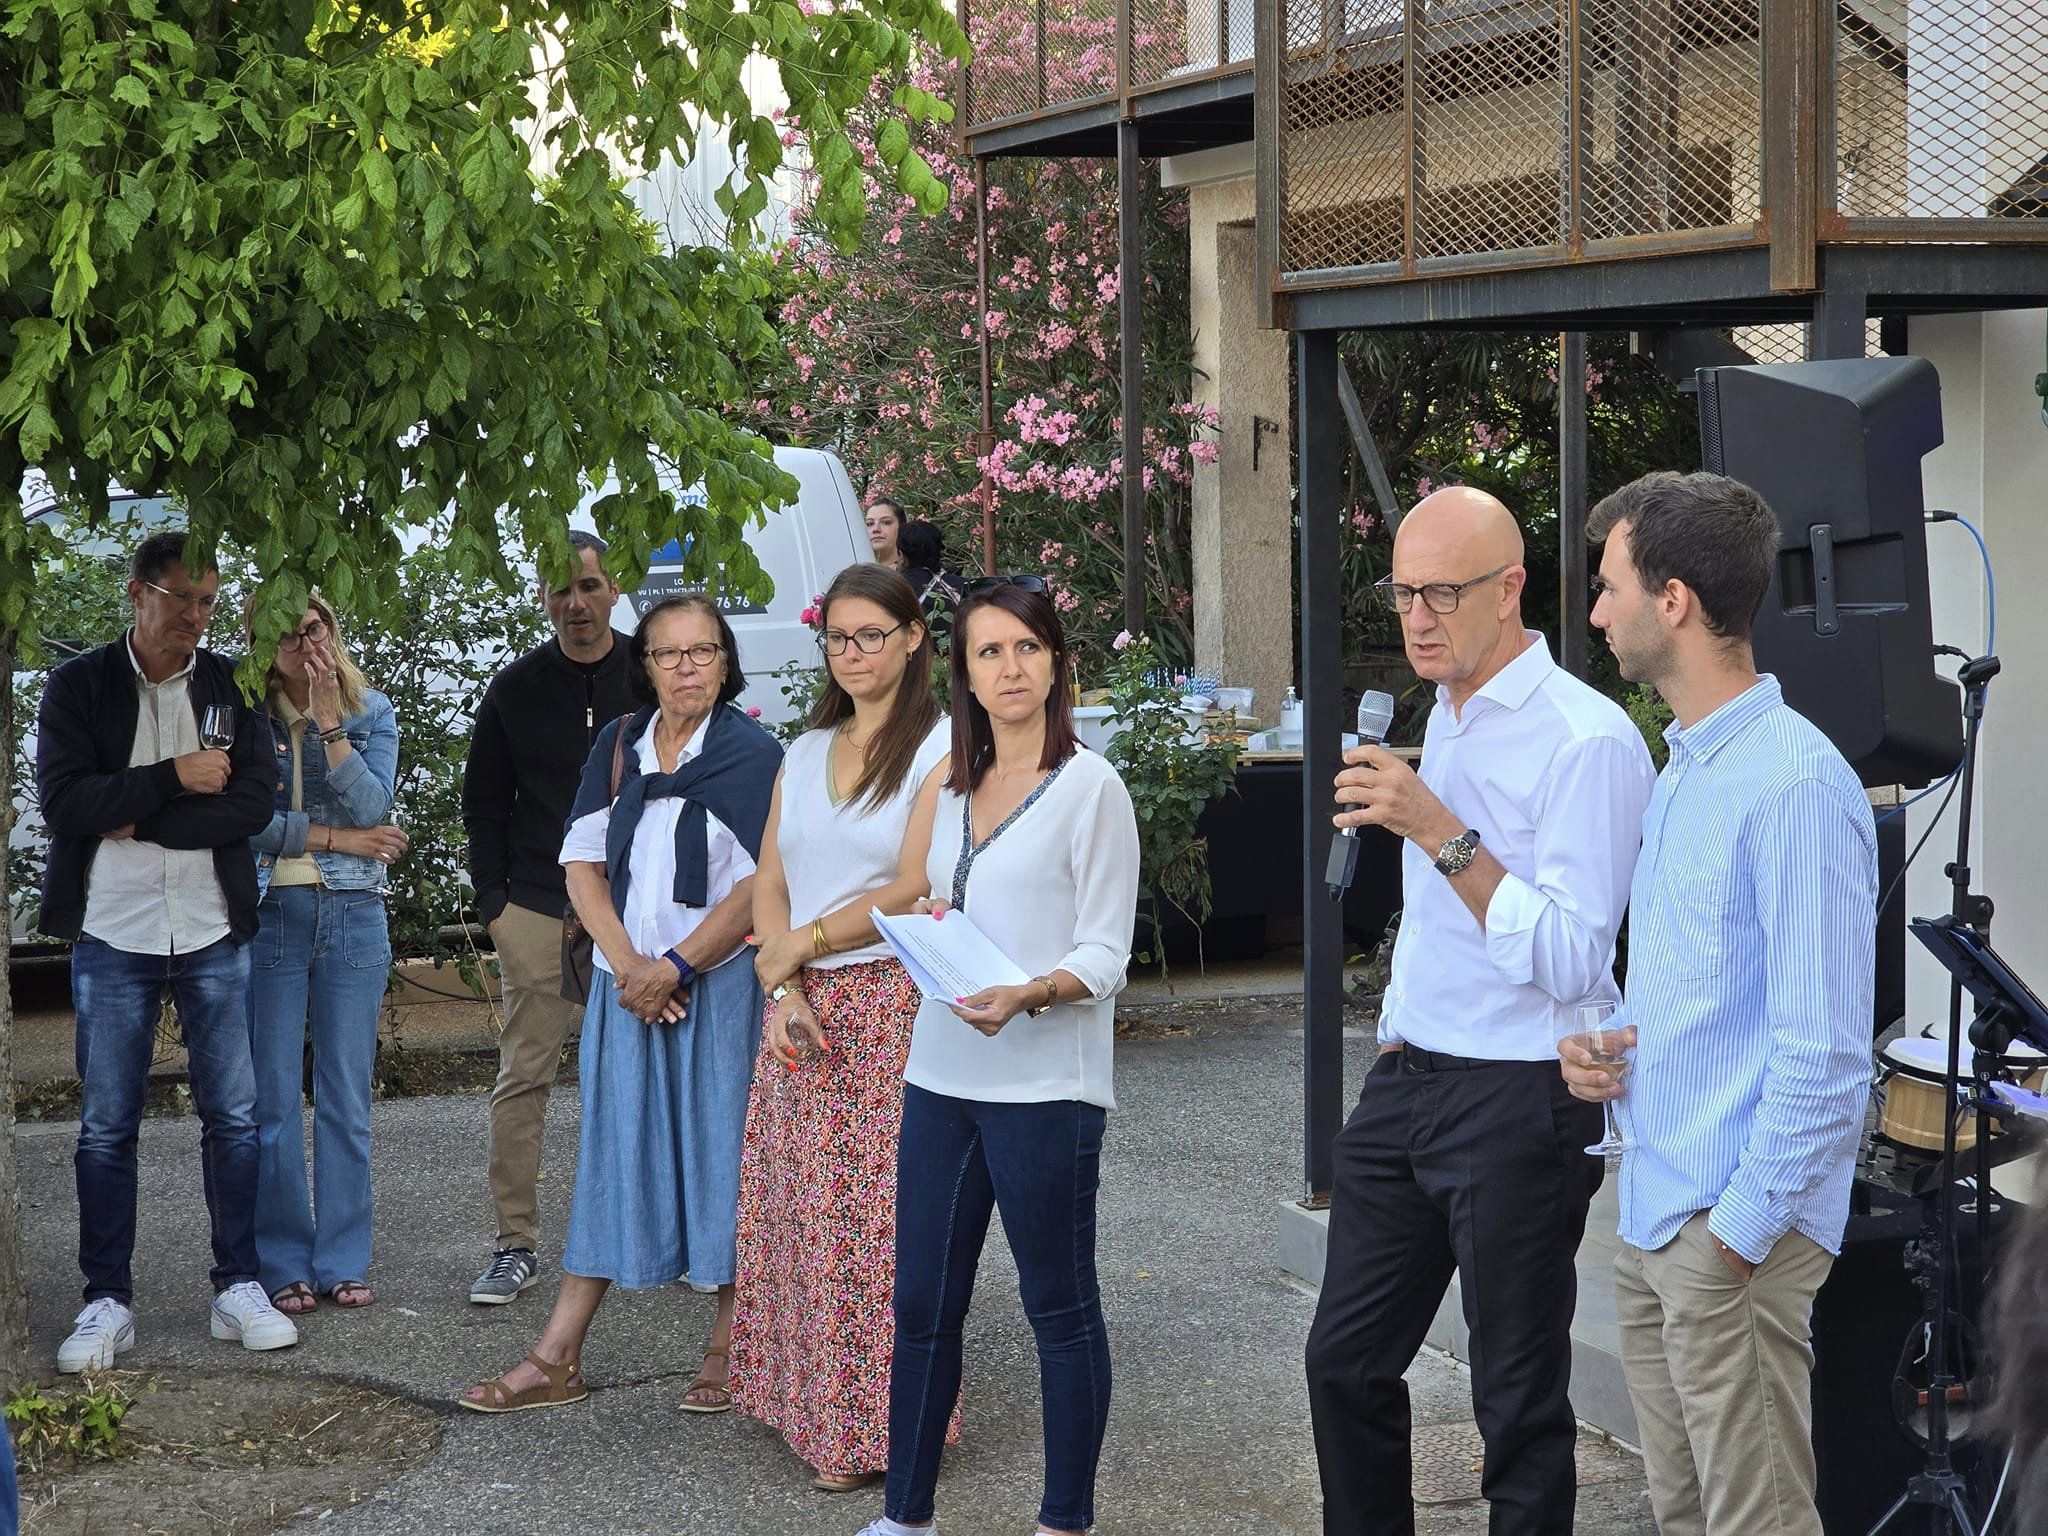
[1911,916,2048,1059]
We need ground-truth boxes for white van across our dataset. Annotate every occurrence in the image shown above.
[584,444,868,729]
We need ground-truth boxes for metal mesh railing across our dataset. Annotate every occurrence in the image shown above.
[962,0,1120,129]
[1272,0,1769,279]
[1832,0,2048,229]
[1131,0,1256,87]
[1412,1,1569,261]
[1578,0,1762,243]
[1732,317,1883,367]
[1277,0,1409,274]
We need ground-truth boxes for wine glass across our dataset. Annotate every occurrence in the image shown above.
[200,704,235,751]
[1564,1000,1633,1157]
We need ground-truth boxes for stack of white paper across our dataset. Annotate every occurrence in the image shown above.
[871,907,1031,1005]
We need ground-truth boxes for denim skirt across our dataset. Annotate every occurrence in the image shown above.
[561,950,764,1290]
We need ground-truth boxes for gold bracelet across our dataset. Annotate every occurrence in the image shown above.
[811,919,831,957]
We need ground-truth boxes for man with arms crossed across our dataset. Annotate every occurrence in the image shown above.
[37,530,296,1368]
[1309,487,1656,1535]
[462,531,636,1302]
[1566,471,1876,1536]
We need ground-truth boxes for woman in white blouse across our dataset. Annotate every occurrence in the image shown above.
[728,563,954,1492]
[462,595,781,1417]
[857,577,1140,1536]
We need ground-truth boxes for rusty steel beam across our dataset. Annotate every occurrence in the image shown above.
[975,157,997,575]
[1762,0,1820,292]
[1255,0,1286,327]
[1118,117,1146,636]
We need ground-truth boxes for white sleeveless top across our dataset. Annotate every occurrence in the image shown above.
[778,717,952,970]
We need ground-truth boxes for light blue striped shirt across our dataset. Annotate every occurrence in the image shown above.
[1617,675,1877,1264]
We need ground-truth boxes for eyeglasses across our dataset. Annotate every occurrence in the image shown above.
[648,642,725,671]
[1372,564,1511,616]
[817,622,905,657]
[278,619,331,652]
[142,579,219,615]
[963,574,1049,597]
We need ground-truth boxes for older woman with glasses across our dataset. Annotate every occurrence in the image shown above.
[248,594,405,1317]
[463,595,782,1416]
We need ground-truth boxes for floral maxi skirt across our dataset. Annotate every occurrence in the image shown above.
[729,957,962,1473]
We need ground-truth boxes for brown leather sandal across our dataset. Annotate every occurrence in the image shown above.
[459,1352,588,1414]
[271,1282,317,1316]
[679,1347,731,1414]
[812,1467,882,1492]
[328,1280,373,1309]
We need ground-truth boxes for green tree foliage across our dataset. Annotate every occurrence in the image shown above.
[1,0,965,657]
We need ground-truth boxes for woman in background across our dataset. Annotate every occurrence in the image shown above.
[249,593,404,1316]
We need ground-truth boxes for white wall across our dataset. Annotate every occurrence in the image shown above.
[1902,311,2048,1064]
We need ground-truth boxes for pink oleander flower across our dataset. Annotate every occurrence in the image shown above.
[746,706,763,719]
[799,606,819,626]
[1112,629,1133,650]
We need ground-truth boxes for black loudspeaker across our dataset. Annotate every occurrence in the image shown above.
[1698,357,1963,789]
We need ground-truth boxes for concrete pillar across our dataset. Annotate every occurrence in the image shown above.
[1904,308,2048,1199]
[1188,173,1295,721]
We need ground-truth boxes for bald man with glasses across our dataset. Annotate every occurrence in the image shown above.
[1305,488,1656,1536]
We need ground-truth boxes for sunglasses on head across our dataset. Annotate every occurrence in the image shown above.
[962,574,1050,597]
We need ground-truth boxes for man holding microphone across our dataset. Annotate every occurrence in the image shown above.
[1306,487,1655,1535]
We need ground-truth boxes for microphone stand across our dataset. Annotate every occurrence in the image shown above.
[1869,652,1999,1536]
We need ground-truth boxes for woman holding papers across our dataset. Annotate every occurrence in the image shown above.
[461,595,780,1417]
[856,577,1140,1536]
[729,564,955,1491]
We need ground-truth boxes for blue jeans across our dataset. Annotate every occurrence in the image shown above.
[248,887,390,1294]
[71,935,260,1304]
[1,1411,17,1536]
[886,1085,1112,1533]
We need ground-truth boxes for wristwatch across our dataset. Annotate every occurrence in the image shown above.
[769,981,800,1003]
[662,948,698,986]
[1432,827,1482,877]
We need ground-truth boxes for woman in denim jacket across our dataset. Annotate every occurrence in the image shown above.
[248,593,406,1316]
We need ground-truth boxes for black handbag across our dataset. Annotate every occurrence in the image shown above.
[559,724,627,1004]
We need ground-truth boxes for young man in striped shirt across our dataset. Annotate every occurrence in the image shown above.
[1569,470,1878,1536]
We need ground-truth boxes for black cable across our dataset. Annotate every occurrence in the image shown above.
[1877,768,1964,922]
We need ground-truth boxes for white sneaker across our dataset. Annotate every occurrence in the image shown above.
[57,1298,136,1373]
[210,1280,300,1352]
[854,1523,936,1536]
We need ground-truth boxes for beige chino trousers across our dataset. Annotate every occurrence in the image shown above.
[1615,1210,1835,1536]
[485,901,586,1253]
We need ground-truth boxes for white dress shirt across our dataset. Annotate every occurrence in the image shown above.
[906,748,1140,1110]
[777,718,951,970]
[1379,632,1656,1062]
[558,712,755,974]
[83,637,232,956]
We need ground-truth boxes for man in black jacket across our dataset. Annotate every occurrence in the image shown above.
[461,531,637,1303]
[36,530,298,1371]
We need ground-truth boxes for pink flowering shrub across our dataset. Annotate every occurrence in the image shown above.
[755,56,1215,675]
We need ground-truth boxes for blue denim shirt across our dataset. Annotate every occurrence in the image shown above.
[252,689,400,898]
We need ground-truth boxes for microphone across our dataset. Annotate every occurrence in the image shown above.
[1326,689,1396,900]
